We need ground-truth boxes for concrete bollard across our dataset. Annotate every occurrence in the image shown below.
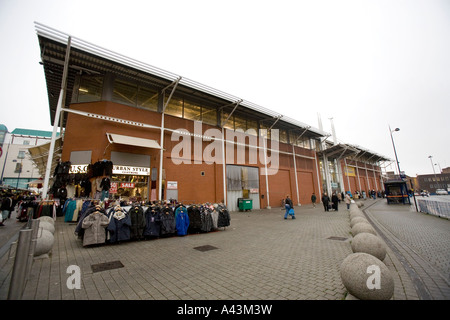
[34,229,54,258]
[351,221,377,236]
[350,216,368,228]
[340,252,394,300]
[38,221,55,234]
[351,232,387,261]
[38,216,55,225]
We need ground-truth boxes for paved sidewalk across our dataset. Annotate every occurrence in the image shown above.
[0,199,440,300]
[362,199,450,300]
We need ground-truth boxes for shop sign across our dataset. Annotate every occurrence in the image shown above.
[167,181,178,190]
[109,182,118,194]
[250,188,259,194]
[345,166,356,177]
[69,164,88,174]
[113,165,150,176]
[120,182,135,188]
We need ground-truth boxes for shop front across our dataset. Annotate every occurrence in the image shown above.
[110,165,150,202]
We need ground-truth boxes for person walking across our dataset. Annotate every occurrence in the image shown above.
[284,195,295,219]
[322,192,330,212]
[344,192,352,210]
[311,193,317,208]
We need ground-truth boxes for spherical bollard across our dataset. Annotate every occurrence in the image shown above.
[351,232,387,261]
[38,216,55,225]
[38,221,55,234]
[340,252,394,300]
[34,229,54,258]
[349,210,365,220]
[350,216,368,228]
[351,222,377,236]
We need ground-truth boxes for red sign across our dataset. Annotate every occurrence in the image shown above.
[120,182,135,188]
[109,182,118,194]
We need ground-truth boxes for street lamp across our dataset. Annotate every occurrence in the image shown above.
[428,155,439,191]
[389,125,402,179]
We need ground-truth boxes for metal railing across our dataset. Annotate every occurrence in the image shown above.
[417,199,450,219]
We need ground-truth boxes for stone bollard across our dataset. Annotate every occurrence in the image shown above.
[351,232,387,261]
[340,252,394,300]
[38,216,55,225]
[350,216,368,228]
[38,221,55,234]
[351,221,377,236]
[34,229,54,259]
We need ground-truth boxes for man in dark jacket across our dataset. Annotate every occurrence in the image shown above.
[322,193,330,212]
[1,195,13,225]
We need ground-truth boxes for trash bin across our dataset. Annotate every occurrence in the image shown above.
[238,198,253,211]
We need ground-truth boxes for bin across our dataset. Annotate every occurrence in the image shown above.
[238,198,253,211]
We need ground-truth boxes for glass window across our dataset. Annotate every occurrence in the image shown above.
[14,163,22,173]
[17,151,25,159]
[222,111,234,130]
[113,79,137,107]
[184,100,201,121]
[137,86,158,111]
[201,105,217,126]
[78,76,103,103]
[247,119,258,136]
[165,96,183,118]
[234,116,246,132]
[278,129,288,143]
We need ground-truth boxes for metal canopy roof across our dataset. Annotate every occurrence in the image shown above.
[317,143,360,160]
[35,22,325,139]
[348,144,392,163]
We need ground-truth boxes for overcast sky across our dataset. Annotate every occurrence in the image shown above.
[0,0,449,177]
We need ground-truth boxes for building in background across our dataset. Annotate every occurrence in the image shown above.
[0,128,58,192]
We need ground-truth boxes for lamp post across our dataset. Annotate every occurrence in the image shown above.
[428,155,439,192]
[389,126,402,178]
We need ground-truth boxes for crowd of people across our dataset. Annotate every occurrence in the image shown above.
[0,188,38,226]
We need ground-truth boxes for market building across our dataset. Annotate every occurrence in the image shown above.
[34,23,390,211]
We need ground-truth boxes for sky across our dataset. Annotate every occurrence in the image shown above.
[0,0,449,177]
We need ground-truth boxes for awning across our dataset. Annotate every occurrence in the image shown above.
[106,133,161,149]
[27,136,63,178]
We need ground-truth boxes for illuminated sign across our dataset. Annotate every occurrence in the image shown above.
[120,182,135,188]
[113,165,150,176]
[69,164,88,174]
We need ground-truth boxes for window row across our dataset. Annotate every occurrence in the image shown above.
[72,75,318,149]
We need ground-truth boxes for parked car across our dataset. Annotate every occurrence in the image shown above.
[420,190,429,197]
[435,189,448,195]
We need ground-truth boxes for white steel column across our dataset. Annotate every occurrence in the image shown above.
[159,77,181,201]
[42,36,71,199]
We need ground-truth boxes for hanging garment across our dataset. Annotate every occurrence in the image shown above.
[160,206,176,235]
[143,205,161,237]
[217,204,231,228]
[128,205,146,240]
[187,205,202,233]
[81,211,110,246]
[200,206,213,232]
[107,208,132,243]
[175,206,190,236]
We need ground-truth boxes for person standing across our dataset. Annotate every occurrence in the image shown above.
[331,192,339,211]
[284,195,295,219]
[322,193,330,212]
[345,192,352,210]
[0,194,13,226]
[311,193,317,208]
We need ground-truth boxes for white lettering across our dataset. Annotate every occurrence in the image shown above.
[366,264,381,290]
[66,265,81,290]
